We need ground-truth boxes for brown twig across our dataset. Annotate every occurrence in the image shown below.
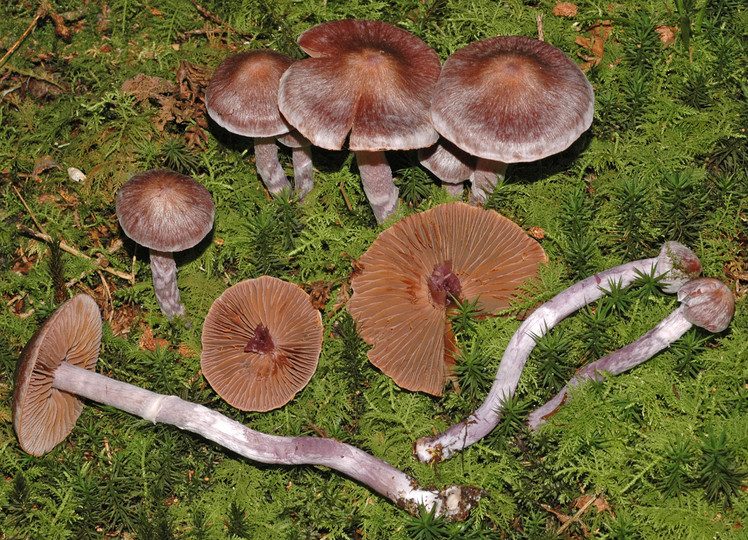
[11,184,47,235]
[17,224,134,282]
[536,14,545,42]
[0,3,49,69]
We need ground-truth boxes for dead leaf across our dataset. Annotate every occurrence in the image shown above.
[592,494,615,518]
[553,2,578,17]
[32,155,61,180]
[139,326,169,352]
[655,25,677,48]
[528,226,546,240]
[120,73,178,103]
[575,20,614,70]
[304,281,333,310]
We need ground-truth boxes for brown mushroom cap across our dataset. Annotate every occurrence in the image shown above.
[418,138,476,183]
[116,169,215,253]
[13,295,102,456]
[678,278,735,333]
[278,19,441,152]
[205,50,295,138]
[348,202,547,395]
[431,35,594,163]
[201,276,324,412]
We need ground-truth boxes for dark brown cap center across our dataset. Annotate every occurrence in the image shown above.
[428,262,462,307]
[244,323,275,354]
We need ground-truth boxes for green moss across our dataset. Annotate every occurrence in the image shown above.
[1,0,746,536]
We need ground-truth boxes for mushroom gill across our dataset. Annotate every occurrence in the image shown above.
[348,202,547,396]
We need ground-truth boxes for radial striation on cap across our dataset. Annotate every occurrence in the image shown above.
[278,19,441,152]
[205,50,295,138]
[201,276,324,412]
[348,202,547,395]
[678,278,735,333]
[116,169,215,253]
[13,295,102,456]
[432,35,594,163]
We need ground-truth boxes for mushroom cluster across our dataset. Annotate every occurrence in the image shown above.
[204,21,594,222]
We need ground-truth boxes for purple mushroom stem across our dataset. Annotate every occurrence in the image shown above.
[356,150,399,224]
[291,144,314,199]
[527,277,735,430]
[254,136,293,195]
[413,241,702,463]
[470,158,508,204]
[149,249,186,319]
[49,361,480,519]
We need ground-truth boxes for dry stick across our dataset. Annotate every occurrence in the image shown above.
[413,241,702,463]
[50,362,482,519]
[527,277,735,431]
[0,3,48,69]
[17,224,134,282]
[12,184,134,282]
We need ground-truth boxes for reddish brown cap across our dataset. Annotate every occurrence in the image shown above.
[205,50,295,138]
[116,169,215,253]
[348,202,547,395]
[418,138,475,183]
[278,19,441,151]
[13,295,102,456]
[201,276,324,412]
[431,35,594,163]
[678,278,735,333]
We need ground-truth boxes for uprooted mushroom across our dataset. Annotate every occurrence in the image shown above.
[201,276,324,412]
[414,241,702,463]
[527,277,735,430]
[13,294,482,519]
[348,202,547,396]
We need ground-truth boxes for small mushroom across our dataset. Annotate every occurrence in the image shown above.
[418,138,475,197]
[527,277,735,430]
[414,241,702,463]
[116,168,214,320]
[431,36,594,203]
[201,276,324,412]
[205,50,314,198]
[348,202,547,395]
[278,19,442,223]
[12,294,482,518]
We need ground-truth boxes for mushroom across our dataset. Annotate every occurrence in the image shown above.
[414,241,702,463]
[201,276,324,412]
[527,277,735,430]
[12,294,483,519]
[116,168,214,320]
[278,19,442,223]
[418,138,475,197]
[205,50,314,198]
[348,202,547,395]
[430,35,594,203]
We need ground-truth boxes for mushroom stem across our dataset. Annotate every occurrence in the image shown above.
[413,241,702,463]
[254,137,292,195]
[527,277,734,430]
[443,182,464,197]
[149,249,186,319]
[50,361,480,519]
[355,150,399,224]
[470,158,507,204]
[291,144,314,199]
